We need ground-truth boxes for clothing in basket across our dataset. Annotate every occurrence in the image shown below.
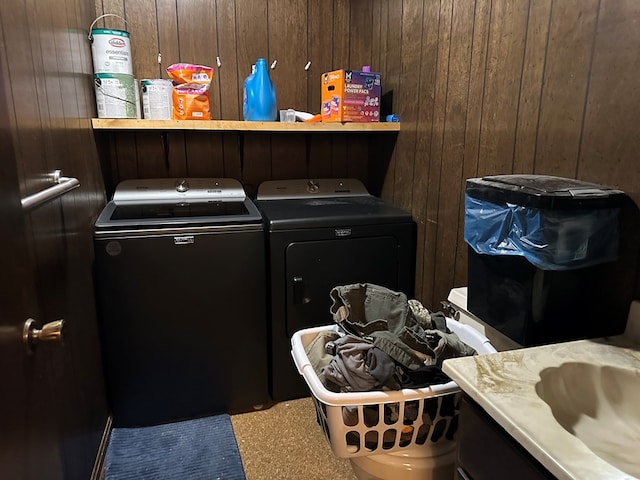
[322,334,401,392]
[329,283,476,370]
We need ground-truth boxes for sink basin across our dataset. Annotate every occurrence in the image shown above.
[536,362,640,478]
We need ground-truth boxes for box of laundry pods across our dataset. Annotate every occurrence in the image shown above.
[321,69,381,123]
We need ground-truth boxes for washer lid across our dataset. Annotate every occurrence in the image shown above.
[95,178,262,231]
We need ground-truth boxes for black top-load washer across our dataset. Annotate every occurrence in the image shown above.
[94,178,268,427]
[256,178,416,401]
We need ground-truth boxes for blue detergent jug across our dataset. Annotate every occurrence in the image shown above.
[243,58,277,121]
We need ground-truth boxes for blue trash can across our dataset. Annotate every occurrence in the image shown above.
[464,174,628,346]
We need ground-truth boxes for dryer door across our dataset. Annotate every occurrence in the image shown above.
[285,236,399,336]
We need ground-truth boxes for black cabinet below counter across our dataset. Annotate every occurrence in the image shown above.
[455,395,557,480]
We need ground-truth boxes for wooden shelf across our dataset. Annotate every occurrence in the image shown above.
[91,118,400,132]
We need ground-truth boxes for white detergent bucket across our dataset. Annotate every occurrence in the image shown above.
[89,14,138,118]
[94,73,138,119]
[141,79,173,119]
[88,14,133,75]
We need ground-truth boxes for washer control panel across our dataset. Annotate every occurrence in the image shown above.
[112,178,246,203]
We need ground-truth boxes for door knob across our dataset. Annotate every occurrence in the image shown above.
[22,318,64,354]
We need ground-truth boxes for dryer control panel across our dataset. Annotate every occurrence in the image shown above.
[256,178,369,200]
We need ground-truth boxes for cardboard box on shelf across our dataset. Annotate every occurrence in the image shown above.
[321,69,381,123]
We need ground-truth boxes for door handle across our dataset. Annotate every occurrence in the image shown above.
[22,318,64,354]
[292,276,310,305]
[21,170,80,211]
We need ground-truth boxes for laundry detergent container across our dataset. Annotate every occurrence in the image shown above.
[464,174,630,346]
[291,319,495,480]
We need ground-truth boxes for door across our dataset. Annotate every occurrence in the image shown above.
[0,1,109,474]
[285,236,400,335]
[0,118,64,479]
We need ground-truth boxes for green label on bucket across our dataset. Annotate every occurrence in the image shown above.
[91,28,130,37]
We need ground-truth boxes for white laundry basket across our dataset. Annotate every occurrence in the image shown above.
[291,318,496,480]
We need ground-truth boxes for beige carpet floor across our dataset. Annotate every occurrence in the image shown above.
[231,396,358,480]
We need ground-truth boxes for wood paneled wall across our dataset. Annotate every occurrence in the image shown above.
[401,0,640,308]
[94,0,640,310]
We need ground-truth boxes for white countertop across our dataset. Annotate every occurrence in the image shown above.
[443,301,640,480]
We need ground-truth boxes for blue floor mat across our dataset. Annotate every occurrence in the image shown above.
[104,414,246,480]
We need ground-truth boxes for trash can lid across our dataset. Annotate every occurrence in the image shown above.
[466,174,624,209]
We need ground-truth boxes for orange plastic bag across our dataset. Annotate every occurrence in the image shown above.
[167,63,214,120]
[171,84,210,120]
